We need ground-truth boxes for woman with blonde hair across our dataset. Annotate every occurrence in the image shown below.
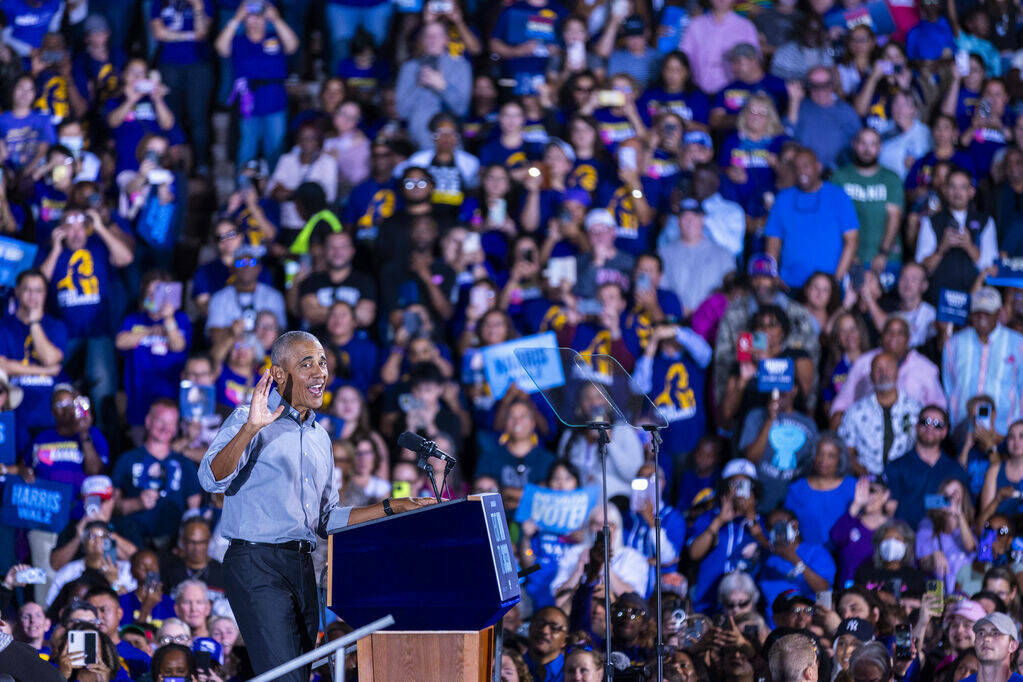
[719,93,789,219]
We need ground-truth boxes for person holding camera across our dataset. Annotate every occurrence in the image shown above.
[105,58,176,174]
[687,459,768,613]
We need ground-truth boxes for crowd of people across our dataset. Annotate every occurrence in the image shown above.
[6,0,1023,680]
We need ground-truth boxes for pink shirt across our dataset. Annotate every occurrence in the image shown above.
[830,348,947,415]
[679,12,761,94]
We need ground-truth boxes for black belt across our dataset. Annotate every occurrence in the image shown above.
[230,539,314,553]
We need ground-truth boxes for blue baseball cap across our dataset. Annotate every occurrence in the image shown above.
[193,637,224,665]
[683,131,712,148]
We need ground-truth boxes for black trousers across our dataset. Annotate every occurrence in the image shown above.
[223,543,319,681]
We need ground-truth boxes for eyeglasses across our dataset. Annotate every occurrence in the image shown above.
[85,532,109,541]
[431,130,458,140]
[218,230,240,242]
[918,417,947,429]
[724,598,752,610]
[54,399,75,409]
[159,634,191,645]
[532,620,567,633]
[790,606,814,615]
[808,81,832,90]
[404,179,429,190]
[614,607,647,621]
[234,258,258,268]
[986,524,1011,536]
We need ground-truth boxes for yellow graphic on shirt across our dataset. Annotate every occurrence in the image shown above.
[571,164,598,192]
[654,361,696,422]
[506,151,528,169]
[539,305,567,333]
[96,64,119,101]
[22,334,39,365]
[628,307,653,350]
[577,331,613,380]
[34,75,69,120]
[608,187,638,235]
[358,188,395,228]
[56,249,101,307]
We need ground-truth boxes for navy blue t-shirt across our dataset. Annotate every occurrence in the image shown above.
[638,87,710,126]
[0,314,68,431]
[491,1,568,78]
[110,448,201,539]
[232,31,289,115]
[118,311,193,426]
[3,0,61,51]
[711,74,788,116]
[103,96,186,172]
[150,0,214,65]
[46,236,113,338]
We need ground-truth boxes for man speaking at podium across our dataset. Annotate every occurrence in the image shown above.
[198,331,433,680]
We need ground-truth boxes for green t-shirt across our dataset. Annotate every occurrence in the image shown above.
[832,165,905,264]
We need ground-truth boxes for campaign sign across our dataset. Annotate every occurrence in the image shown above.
[179,381,215,420]
[0,237,37,288]
[482,331,564,399]
[937,289,970,325]
[514,484,600,535]
[2,477,71,532]
[986,258,1023,289]
[757,358,794,393]
[0,411,15,465]
[824,0,896,35]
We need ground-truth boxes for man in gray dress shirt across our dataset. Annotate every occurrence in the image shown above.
[199,331,432,680]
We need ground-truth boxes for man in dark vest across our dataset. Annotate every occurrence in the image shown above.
[914,167,998,304]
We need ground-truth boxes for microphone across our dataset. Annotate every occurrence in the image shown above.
[397,431,456,463]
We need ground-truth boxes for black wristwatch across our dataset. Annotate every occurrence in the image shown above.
[383,498,395,516]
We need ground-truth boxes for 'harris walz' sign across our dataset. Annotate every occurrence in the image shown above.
[2,477,71,532]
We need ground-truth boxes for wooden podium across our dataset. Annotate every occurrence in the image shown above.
[356,628,495,682]
[327,493,518,682]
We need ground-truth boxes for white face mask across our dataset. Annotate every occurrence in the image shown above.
[59,135,84,154]
[879,537,907,562]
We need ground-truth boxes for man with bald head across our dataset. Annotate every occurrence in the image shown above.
[199,331,434,680]
[764,146,859,288]
[838,352,923,475]
[830,316,946,421]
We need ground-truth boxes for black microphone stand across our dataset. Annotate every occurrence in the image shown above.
[586,419,614,682]
[644,424,666,682]
[414,445,442,502]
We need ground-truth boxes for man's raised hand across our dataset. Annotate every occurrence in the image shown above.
[248,370,285,428]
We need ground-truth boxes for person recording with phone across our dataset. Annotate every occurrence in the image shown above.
[199,331,435,680]
[687,459,769,613]
[116,270,192,435]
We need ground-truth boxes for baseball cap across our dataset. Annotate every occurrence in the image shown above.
[585,208,616,231]
[81,475,113,500]
[563,187,592,208]
[679,197,704,215]
[622,14,645,36]
[683,130,712,148]
[974,612,1019,641]
[971,286,1002,314]
[772,590,813,614]
[193,637,225,665]
[233,244,262,263]
[614,592,649,614]
[747,253,779,278]
[948,599,987,623]
[83,15,110,35]
[721,458,757,481]
[53,382,76,396]
[727,43,758,61]
[835,618,875,643]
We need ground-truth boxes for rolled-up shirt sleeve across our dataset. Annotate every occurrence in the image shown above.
[320,476,353,537]
[199,407,251,493]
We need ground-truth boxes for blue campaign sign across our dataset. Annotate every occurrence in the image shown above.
[0,411,15,465]
[824,0,896,35]
[987,258,1023,289]
[0,237,37,288]
[514,484,600,536]
[2,477,71,532]
[757,358,794,393]
[937,289,970,325]
[179,381,215,420]
[482,331,564,399]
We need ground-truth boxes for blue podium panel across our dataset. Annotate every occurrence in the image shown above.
[327,493,521,631]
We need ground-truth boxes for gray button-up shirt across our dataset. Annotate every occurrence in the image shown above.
[199,404,351,545]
